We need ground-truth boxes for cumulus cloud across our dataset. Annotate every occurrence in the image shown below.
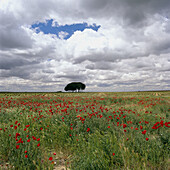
[0,0,170,91]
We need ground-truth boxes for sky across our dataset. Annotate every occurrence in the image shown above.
[0,0,170,92]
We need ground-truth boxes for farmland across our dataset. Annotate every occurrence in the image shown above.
[0,91,169,169]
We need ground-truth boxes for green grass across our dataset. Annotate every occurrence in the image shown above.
[0,91,169,169]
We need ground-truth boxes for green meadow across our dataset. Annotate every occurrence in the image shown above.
[0,91,169,169]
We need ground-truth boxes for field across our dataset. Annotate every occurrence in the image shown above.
[0,91,169,169]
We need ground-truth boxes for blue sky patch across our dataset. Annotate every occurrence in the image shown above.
[31,19,101,40]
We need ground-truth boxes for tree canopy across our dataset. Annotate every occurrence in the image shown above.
[64,82,86,92]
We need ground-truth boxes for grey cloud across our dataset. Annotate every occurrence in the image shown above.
[0,11,34,50]
[79,0,170,27]
[0,69,30,79]
[56,74,87,82]
[86,61,114,70]
[73,51,119,64]
[42,69,55,74]
[0,54,40,70]
[97,83,113,88]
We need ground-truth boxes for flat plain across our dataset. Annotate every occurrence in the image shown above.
[0,91,169,169]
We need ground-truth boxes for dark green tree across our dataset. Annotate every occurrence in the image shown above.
[64,82,86,92]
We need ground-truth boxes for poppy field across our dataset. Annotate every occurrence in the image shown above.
[0,91,169,169]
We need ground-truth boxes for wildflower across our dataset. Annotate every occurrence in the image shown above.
[25,150,27,153]
[123,124,127,128]
[53,153,56,155]
[146,138,149,141]
[10,125,13,127]
[15,133,20,137]
[27,139,31,142]
[32,136,36,140]
[152,122,161,129]
[25,155,28,158]
[142,130,147,135]
[37,143,40,147]
[16,145,20,149]
[164,122,170,127]
[37,138,40,141]
[112,153,115,156]
[87,128,90,132]
[25,125,30,128]
[108,126,110,128]
[49,157,53,161]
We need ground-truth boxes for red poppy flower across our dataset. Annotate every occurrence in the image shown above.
[142,130,147,135]
[27,139,31,142]
[108,126,110,128]
[16,145,20,149]
[164,122,170,127]
[123,124,127,128]
[25,155,28,158]
[49,157,53,161]
[87,128,90,132]
[32,136,36,140]
[37,138,40,141]
[146,138,149,141]
[37,143,40,147]
[25,125,30,128]
[25,150,27,153]
[53,153,56,155]
[112,153,115,156]
[152,122,161,129]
